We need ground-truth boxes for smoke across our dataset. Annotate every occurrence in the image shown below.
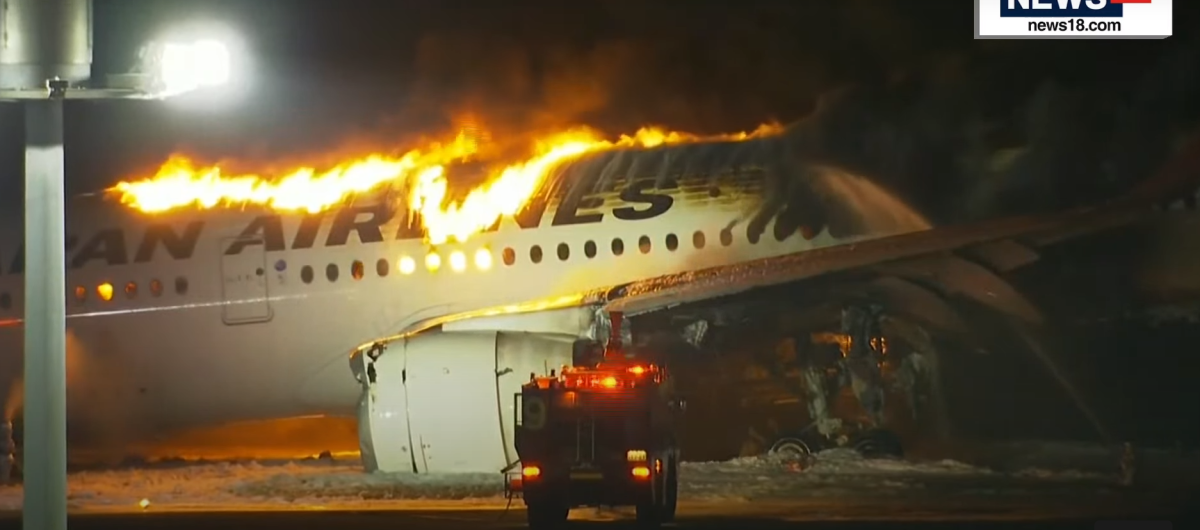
[384,3,1200,227]
[730,44,1200,226]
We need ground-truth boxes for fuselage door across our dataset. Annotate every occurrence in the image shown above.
[219,237,272,324]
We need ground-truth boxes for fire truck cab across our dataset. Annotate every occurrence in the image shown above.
[506,337,684,528]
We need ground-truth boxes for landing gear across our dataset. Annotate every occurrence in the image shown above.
[635,457,679,527]
[768,422,904,460]
[789,304,905,457]
[768,436,814,458]
[841,305,887,427]
[853,429,904,459]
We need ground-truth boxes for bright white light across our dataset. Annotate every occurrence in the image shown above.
[449,251,467,272]
[474,248,493,270]
[157,39,231,96]
[398,256,416,274]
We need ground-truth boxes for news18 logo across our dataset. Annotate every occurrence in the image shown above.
[1001,0,1146,18]
[975,0,1172,39]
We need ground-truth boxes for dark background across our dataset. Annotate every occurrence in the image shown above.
[2,0,1199,447]
[2,0,1199,222]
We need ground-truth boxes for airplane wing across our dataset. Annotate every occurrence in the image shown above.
[597,133,1200,326]
[600,204,1127,322]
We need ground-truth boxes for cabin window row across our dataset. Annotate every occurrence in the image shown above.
[297,226,766,283]
[69,277,189,305]
[0,225,788,307]
[0,278,191,309]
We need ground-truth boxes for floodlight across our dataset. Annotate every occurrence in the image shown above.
[146,39,233,97]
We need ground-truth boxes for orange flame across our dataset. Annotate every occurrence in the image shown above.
[111,123,782,244]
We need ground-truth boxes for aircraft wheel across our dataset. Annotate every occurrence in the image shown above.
[768,437,813,458]
[854,429,904,459]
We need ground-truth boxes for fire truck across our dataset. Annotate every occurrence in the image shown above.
[505,325,685,528]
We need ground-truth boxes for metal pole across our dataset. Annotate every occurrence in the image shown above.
[22,92,69,530]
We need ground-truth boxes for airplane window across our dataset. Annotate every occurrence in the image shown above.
[638,236,651,254]
[376,258,389,277]
[351,260,365,280]
[665,233,678,252]
[449,250,467,272]
[74,286,86,303]
[399,256,416,274]
[326,263,339,282]
[611,238,624,256]
[474,248,493,270]
[747,228,761,244]
[425,253,441,272]
[693,231,706,249]
[125,282,137,299]
[175,276,189,295]
[97,282,114,302]
[774,221,792,242]
[301,265,314,284]
[584,240,597,258]
[150,279,163,297]
[720,228,733,246]
[0,293,10,310]
[502,247,516,266]
[557,243,570,261]
[530,245,543,264]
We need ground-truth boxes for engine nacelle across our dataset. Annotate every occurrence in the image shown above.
[355,330,574,473]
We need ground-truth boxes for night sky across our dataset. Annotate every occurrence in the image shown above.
[2,0,1199,222]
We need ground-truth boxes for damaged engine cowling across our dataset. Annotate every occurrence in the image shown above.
[351,331,574,474]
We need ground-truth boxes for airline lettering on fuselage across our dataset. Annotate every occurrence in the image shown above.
[224,204,395,255]
[488,177,678,231]
[612,179,676,221]
[0,180,679,268]
[4,221,204,274]
[224,215,287,255]
[136,221,204,262]
[220,180,674,254]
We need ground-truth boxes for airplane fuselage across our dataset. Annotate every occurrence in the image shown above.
[0,144,929,452]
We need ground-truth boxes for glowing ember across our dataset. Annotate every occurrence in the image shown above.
[111,123,782,244]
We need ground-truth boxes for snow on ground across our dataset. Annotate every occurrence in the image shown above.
[679,448,1119,501]
[0,445,1160,512]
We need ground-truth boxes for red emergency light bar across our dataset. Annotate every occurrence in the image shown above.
[558,364,659,390]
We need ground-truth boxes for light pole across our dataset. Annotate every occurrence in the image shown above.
[0,2,234,528]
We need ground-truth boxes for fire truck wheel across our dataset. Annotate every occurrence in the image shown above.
[526,502,568,529]
[637,458,676,527]
[635,501,661,527]
[661,457,679,522]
